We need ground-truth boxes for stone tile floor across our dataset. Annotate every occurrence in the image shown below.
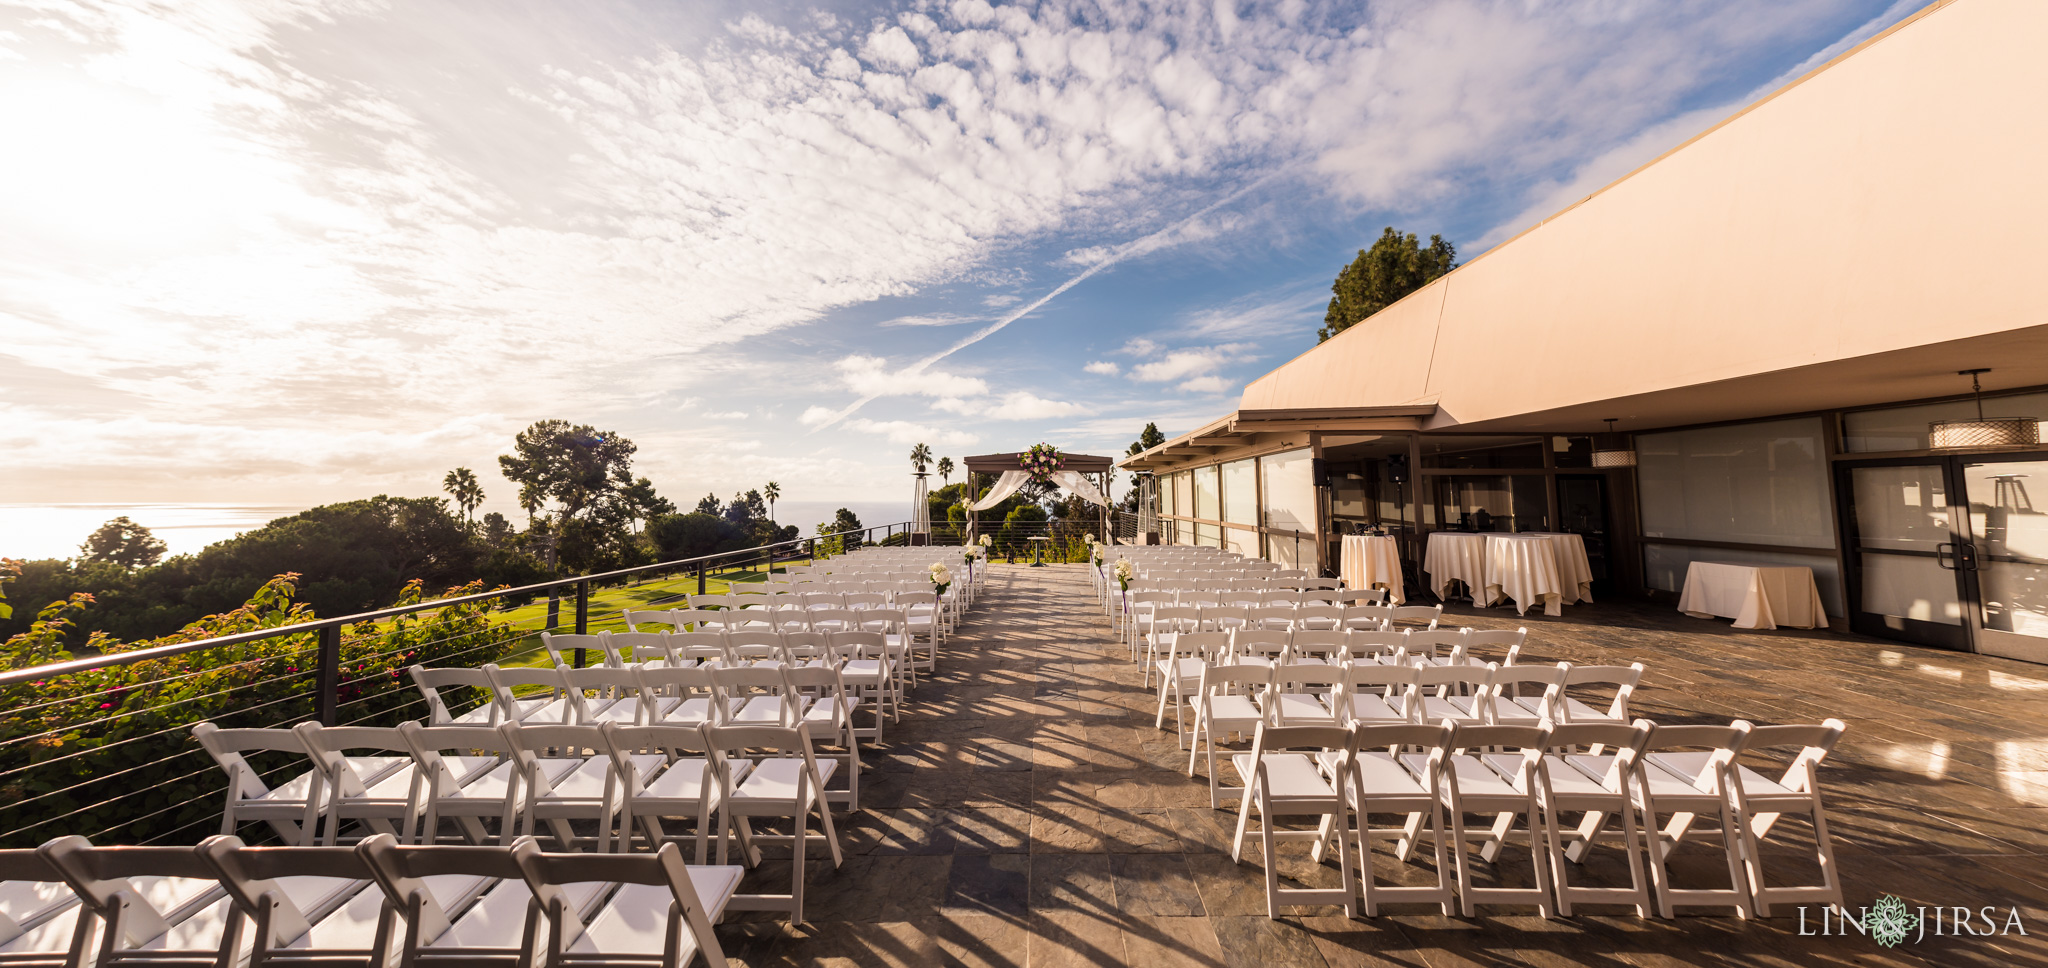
[713,564,2048,967]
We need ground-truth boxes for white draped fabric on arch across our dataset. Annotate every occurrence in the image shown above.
[951,451,1119,544]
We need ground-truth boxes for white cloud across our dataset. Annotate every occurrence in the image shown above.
[880,313,979,327]
[981,293,1021,308]
[1129,343,1256,390]
[1180,375,1233,394]
[702,409,749,420]
[836,354,989,398]
[842,418,975,447]
[1118,338,1162,357]
[1083,361,1120,376]
[933,392,1089,420]
[1178,286,1327,340]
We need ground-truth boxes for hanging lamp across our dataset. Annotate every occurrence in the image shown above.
[1930,369,2037,449]
[1591,418,1637,468]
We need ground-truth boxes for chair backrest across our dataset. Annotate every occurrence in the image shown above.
[1339,588,1389,605]
[1343,629,1408,660]
[1131,591,1174,607]
[1249,605,1297,630]
[1640,721,1752,794]
[37,838,215,952]
[408,666,495,724]
[1545,721,1653,786]
[620,608,676,632]
[1738,719,1846,793]
[191,723,316,805]
[560,666,649,723]
[1299,578,1342,591]
[1272,662,1346,692]
[293,723,408,801]
[842,592,887,610]
[1388,604,1442,629]
[1198,605,1250,632]
[1285,629,1348,661]
[1353,721,1453,764]
[1227,628,1289,660]
[1149,605,1200,632]
[512,841,725,968]
[709,665,803,725]
[1485,661,1569,714]
[1294,604,1342,629]
[195,837,378,953]
[725,631,788,663]
[398,723,519,808]
[633,663,717,703]
[540,632,604,669]
[802,591,846,609]
[354,834,528,958]
[1414,661,1494,696]
[780,631,829,661]
[1448,722,1551,786]
[602,631,668,667]
[667,631,730,663]
[482,663,568,724]
[1557,663,1645,721]
[668,609,720,632]
[857,608,907,634]
[1346,604,1393,629]
[826,630,889,658]
[1197,662,1272,696]
[1170,631,1230,663]
[806,608,860,633]
[1402,628,1468,659]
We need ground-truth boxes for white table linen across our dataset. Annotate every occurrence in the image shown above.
[1423,533,1487,601]
[1522,532,1595,605]
[1677,561,1828,630]
[1339,535,1405,604]
[1483,534,1565,617]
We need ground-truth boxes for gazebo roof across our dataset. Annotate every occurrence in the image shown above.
[960,452,1115,474]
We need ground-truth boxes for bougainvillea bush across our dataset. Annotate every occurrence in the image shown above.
[0,560,520,847]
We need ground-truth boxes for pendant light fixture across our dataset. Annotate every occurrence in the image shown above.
[1591,418,1637,468]
[1930,369,2037,449]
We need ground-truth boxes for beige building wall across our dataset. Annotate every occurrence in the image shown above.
[1240,0,2048,429]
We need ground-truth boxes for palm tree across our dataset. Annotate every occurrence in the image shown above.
[442,467,484,525]
[763,481,781,523]
[909,442,933,475]
[936,456,954,488]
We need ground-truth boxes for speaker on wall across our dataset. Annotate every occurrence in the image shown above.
[1311,458,1331,487]
[1387,454,1410,484]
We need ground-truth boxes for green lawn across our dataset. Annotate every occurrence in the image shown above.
[487,561,801,669]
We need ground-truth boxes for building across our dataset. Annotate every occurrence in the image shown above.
[1118,0,2048,663]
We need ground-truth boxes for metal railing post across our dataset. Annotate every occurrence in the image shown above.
[315,624,341,726]
[574,580,589,667]
[546,587,560,631]
[697,560,706,595]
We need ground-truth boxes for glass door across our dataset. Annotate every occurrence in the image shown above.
[1959,456,2048,663]
[1556,475,1612,588]
[1838,461,1970,650]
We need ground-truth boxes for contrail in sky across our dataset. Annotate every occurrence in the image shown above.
[806,175,1274,433]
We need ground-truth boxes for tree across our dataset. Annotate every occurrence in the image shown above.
[936,457,953,488]
[496,420,638,571]
[646,512,747,561]
[479,512,515,549]
[1127,422,1166,457]
[909,442,932,475]
[695,493,722,516]
[79,517,167,570]
[763,482,781,523]
[442,468,484,525]
[1319,226,1457,342]
[617,476,674,530]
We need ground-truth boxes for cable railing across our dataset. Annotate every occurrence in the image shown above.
[0,520,929,847]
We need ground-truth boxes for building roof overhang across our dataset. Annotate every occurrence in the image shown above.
[1116,405,1438,471]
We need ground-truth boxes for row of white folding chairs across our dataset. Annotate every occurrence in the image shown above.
[1173,652,1644,771]
[0,833,736,968]
[708,585,962,635]
[607,610,942,668]
[413,644,904,740]
[191,719,845,923]
[1226,717,1845,922]
[1127,600,1440,655]
[1154,626,1530,674]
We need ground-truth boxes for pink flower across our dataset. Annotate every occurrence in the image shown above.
[98,702,113,709]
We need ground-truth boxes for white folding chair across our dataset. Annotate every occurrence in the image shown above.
[512,841,739,968]
[701,725,843,925]
[292,724,420,846]
[1152,631,1226,747]
[1264,664,1345,727]
[601,632,669,667]
[1632,722,1755,918]
[503,722,665,852]
[1387,605,1442,629]
[409,667,500,725]
[1521,720,1654,917]
[1186,663,1273,809]
[1729,720,1847,918]
[1333,663,1417,726]
[397,723,555,846]
[1344,722,1456,915]
[782,664,863,811]
[1484,663,1570,727]
[1421,723,1555,917]
[708,665,808,727]
[1226,629,1288,670]
[192,724,334,845]
[1541,664,1646,726]
[195,838,439,968]
[0,849,84,968]
[1140,605,1201,687]
[1227,724,1360,919]
[540,633,606,670]
[825,631,898,739]
[621,609,678,632]
[1411,663,1493,727]
[481,665,572,726]
[600,723,750,865]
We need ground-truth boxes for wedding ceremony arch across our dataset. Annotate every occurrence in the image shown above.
[955,447,1116,546]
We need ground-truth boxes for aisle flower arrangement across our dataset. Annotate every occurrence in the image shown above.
[978,533,992,548]
[929,562,953,596]
[1113,557,1134,591]
[1020,443,1064,483]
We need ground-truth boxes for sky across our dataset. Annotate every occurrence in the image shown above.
[0,0,1923,532]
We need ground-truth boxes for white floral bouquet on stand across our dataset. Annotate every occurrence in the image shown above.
[1113,557,1133,591]
[977,534,992,548]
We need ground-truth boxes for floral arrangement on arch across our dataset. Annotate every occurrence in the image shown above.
[1019,443,1064,483]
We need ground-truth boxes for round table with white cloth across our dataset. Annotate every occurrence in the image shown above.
[1519,532,1595,605]
[1339,534,1404,604]
[1483,533,1566,617]
[1423,533,1487,601]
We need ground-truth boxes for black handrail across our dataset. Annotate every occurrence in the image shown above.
[0,521,917,689]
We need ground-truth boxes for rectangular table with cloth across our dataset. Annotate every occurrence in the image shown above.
[1677,561,1829,630]
[1339,534,1405,604]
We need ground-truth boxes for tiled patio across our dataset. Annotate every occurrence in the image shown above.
[715,564,2048,967]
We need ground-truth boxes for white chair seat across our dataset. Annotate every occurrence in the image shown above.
[802,699,859,725]
[1417,696,1480,721]
[1337,693,1406,722]
[1344,750,1430,797]
[731,758,838,806]
[572,867,743,958]
[641,759,752,801]
[1204,695,1263,722]
[1154,657,1204,682]
[301,873,486,949]
[546,754,664,801]
[1403,753,1521,798]
[1266,693,1337,722]
[436,879,606,949]
[1230,752,1336,800]
[733,696,811,724]
[1645,751,1786,794]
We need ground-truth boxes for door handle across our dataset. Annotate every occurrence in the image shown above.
[1936,542,1956,570]
[1959,542,1981,572]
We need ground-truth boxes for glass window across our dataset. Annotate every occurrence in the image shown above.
[1637,417,1834,548]
[1844,392,2048,453]
[1224,525,1259,557]
[1171,471,1192,518]
[1550,435,1594,469]
[1267,532,1302,569]
[1221,460,1256,525]
[1193,465,1220,521]
[1643,543,1846,617]
[1429,475,1548,532]
[1420,436,1545,469]
[1195,521,1221,547]
[1259,449,1316,534]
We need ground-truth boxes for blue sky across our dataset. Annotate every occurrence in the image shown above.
[0,0,1920,526]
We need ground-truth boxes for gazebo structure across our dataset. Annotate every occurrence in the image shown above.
[958,451,1116,546]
